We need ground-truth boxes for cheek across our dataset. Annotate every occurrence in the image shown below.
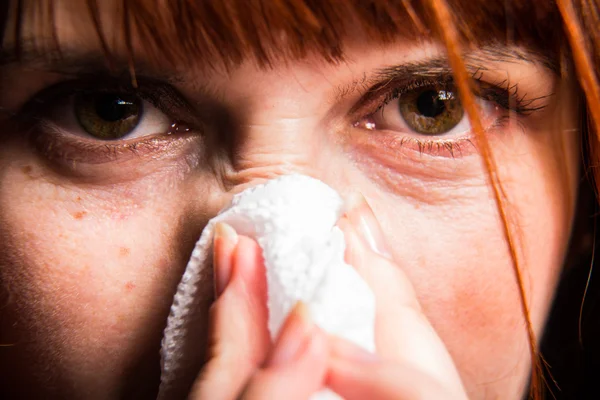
[380,197,561,397]
[380,188,532,365]
[0,158,207,396]
[373,136,576,396]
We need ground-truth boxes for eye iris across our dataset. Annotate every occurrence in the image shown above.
[416,90,445,117]
[399,88,464,134]
[75,93,142,140]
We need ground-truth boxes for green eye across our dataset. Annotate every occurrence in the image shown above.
[398,88,464,135]
[74,93,142,140]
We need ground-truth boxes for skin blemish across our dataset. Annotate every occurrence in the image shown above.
[125,281,136,292]
[119,247,131,257]
[72,211,87,219]
[19,165,41,180]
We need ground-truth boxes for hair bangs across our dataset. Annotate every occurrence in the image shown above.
[3,0,565,70]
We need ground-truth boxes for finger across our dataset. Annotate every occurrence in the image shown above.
[327,338,455,400]
[337,193,466,396]
[241,303,329,400]
[190,223,270,400]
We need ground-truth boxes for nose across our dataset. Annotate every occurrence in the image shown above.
[217,121,323,194]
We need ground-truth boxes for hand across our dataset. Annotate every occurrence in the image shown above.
[328,193,468,399]
[190,193,469,399]
[188,223,329,400]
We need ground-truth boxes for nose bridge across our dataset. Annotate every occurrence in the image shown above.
[220,115,323,192]
[206,65,336,193]
[188,102,348,236]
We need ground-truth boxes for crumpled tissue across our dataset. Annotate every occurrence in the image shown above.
[159,174,376,399]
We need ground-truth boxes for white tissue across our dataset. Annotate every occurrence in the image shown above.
[159,174,376,399]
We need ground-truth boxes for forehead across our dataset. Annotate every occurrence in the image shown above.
[4,0,563,72]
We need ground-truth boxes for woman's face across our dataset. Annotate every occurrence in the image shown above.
[0,1,581,399]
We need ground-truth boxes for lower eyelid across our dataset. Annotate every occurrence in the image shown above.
[375,134,478,158]
[348,107,512,161]
[347,132,482,188]
[31,124,202,166]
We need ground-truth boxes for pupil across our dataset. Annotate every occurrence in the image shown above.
[416,90,446,118]
[95,94,135,122]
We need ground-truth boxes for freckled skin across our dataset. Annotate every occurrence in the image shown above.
[73,211,87,219]
[0,2,581,399]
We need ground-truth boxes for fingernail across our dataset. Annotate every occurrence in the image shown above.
[213,222,238,296]
[266,302,313,367]
[343,192,392,259]
[330,336,380,364]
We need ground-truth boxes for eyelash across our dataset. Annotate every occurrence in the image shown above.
[365,74,544,117]
[6,71,548,163]
[13,77,194,128]
[0,77,203,165]
[350,73,549,156]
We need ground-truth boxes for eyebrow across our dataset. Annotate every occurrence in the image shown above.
[373,45,557,81]
[332,44,558,104]
[477,45,558,71]
[0,44,186,85]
